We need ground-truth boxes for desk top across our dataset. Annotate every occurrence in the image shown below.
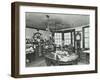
[45,51,78,62]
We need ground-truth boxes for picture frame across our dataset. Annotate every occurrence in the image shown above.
[11,2,98,78]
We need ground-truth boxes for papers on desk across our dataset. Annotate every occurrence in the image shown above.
[54,51,78,62]
[58,54,78,62]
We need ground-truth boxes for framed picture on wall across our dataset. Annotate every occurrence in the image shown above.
[11,2,98,78]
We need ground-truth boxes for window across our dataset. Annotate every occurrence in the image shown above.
[54,33,62,46]
[72,31,75,46]
[64,32,71,45]
[83,26,89,49]
[54,29,75,47]
[63,30,75,47]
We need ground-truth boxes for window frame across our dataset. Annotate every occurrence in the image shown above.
[53,29,75,50]
[63,29,75,47]
[83,26,90,50]
[53,31,63,46]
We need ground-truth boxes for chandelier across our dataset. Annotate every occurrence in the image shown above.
[45,15,52,40]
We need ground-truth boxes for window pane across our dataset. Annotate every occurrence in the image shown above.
[84,28,89,32]
[64,33,71,39]
[84,32,89,37]
[85,38,89,43]
[85,42,89,48]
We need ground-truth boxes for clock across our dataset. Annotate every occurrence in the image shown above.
[33,32,42,42]
[76,32,81,41]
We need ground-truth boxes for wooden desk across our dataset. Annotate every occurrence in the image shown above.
[45,52,78,66]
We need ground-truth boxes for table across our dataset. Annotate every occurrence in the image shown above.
[45,51,78,66]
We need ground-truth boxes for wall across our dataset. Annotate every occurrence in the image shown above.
[26,26,83,48]
[0,0,100,80]
[26,28,51,41]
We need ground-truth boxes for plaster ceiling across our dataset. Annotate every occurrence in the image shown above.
[26,12,89,30]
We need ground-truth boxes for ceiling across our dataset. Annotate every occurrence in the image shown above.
[26,12,89,30]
